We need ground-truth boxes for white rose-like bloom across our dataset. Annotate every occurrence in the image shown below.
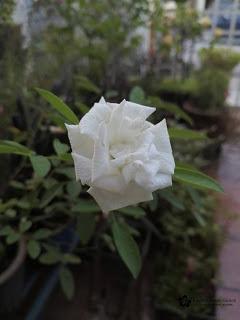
[66,97,175,213]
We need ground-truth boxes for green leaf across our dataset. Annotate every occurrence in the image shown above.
[175,161,197,170]
[9,180,25,190]
[72,200,100,213]
[63,253,81,264]
[174,166,224,192]
[53,139,70,155]
[6,232,20,244]
[129,86,145,104]
[39,251,60,264]
[148,96,192,125]
[75,75,101,94]
[66,181,81,198]
[169,128,207,140]
[40,184,63,208]
[30,155,51,177]
[27,240,41,259]
[187,187,203,209]
[77,212,96,245]
[112,218,141,279]
[17,200,31,210]
[33,228,52,240]
[159,189,185,210]
[192,211,206,227]
[0,140,32,156]
[59,266,75,300]
[36,88,79,124]
[19,220,32,233]
[0,226,14,236]
[5,209,17,218]
[118,206,146,219]
[75,102,90,114]
[55,167,75,179]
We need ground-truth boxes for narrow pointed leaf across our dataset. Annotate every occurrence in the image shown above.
[174,166,224,192]
[59,266,75,300]
[36,88,79,124]
[169,128,207,140]
[112,218,141,279]
[0,140,32,155]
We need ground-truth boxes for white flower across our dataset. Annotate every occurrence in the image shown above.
[66,97,175,213]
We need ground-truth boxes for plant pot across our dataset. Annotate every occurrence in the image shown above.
[183,102,227,138]
[0,237,27,315]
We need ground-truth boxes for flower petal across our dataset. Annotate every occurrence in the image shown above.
[72,152,92,184]
[124,101,156,120]
[65,124,94,158]
[149,119,173,155]
[92,173,126,193]
[88,182,153,213]
[80,101,111,139]
[108,100,125,143]
[92,123,110,182]
[158,152,175,175]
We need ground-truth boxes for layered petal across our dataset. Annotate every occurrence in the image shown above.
[91,173,126,194]
[92,123,110,182]
[124,101,156,120]
[72,152,92,184]
[65,124,94,158]
[80,100,111,139]
[149,119,173,155]
[88,182,153,213]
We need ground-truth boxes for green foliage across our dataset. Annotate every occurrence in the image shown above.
[77,212,96,245]
[153,187,221,317]
[0,0,15,24]
[118,206,146,219]
[192,69,229,111]
[27,240,41,259]
[169,128,207,140]
[36,88,79,124]
[112,217,141,279]
[0,141,33,156]
[200,47,240,73]
[129,86,146,104]
[148,95,193,125]
[174,166,224,192]
[59,266,75,300]
[30,155,51,178]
